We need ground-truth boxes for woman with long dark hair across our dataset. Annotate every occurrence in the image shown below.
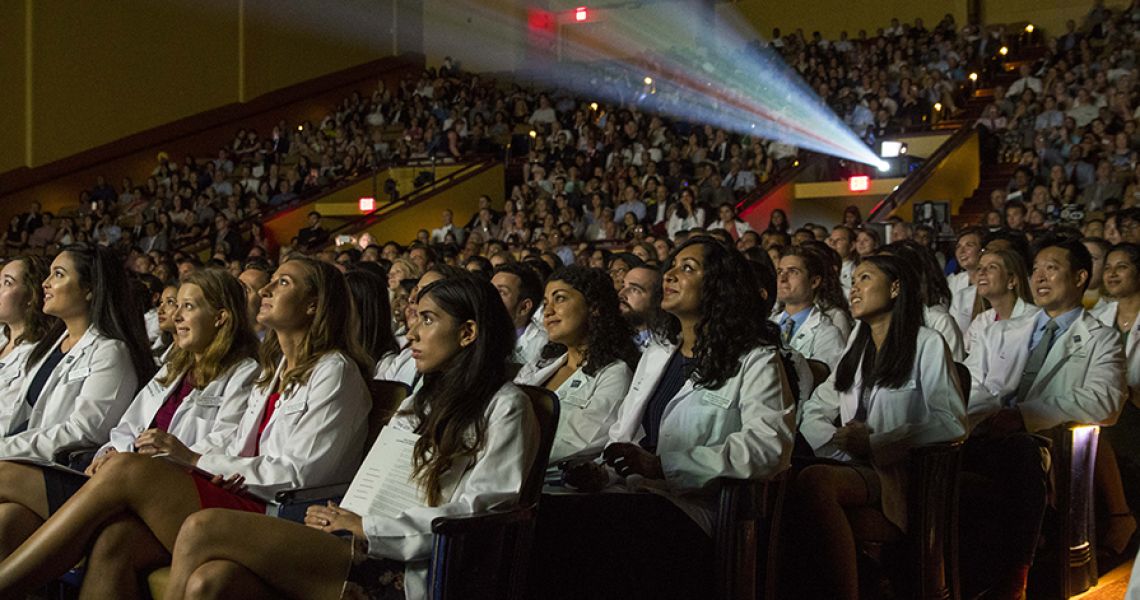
[0,244,153,458]
[161,275,538,599]
[0,258,372,597]
[375,265,469,387]
[881,240,966,360]
[345,268,400,366]
[541,237,797,599]
[794,254,967,599]
[0,256,55,434]
[516,266,639,462]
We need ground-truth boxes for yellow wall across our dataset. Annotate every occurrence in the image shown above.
[0,1,27,174]
[243,0,391,100]
[981,0,1093,36]
[354,164,504,245]
[3,0,395,172]
[889,132,980,221]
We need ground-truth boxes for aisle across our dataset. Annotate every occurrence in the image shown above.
[1074,559,1133,600]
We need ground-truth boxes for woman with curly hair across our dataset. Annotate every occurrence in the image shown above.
[538,237,797,599]
[515,266,639,462]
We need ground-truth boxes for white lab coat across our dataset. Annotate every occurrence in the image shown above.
[0,328,140,459]
[824,306,854,341]
[512,321,548,366]
[840,260,855,299]
[924,305,966,362]
[772,305,846,369]
[145,309,164,351]
[963,298,1039,355]
[515,354,633,462]
[965,310,1125,432]
[947,271,971,296]
[799,326,967,531]
[0,335,36,435]
[949,285,978,336]
[606,340,796,533]
[99,358,259,457]
[1090,301,1140,402]
[362,382,539,600]
[195,352,371,501]
[376,347,417,388]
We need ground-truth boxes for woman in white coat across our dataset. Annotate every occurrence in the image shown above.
[542,237,797,599]
[0,256,56,435]
[882,240,966,361]
[0,257,373,597]
[0,244,155,460]
[375,265,468,388]
[0,268,260,594]
[665,188,706,240]
[161,275,539,600]
[516,265,639,462]
[794,253,967,599]
[154,283,179,365]
[963,249,1037,354]
[1091,242,1140,564]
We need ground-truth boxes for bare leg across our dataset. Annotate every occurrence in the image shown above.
[0,462,52,559]
[789,465,878,600]
[0,452,200,596]
[1096,439,1137,554]
[184,560,277,600]
[166,509,351,600]
[78,514,171,600]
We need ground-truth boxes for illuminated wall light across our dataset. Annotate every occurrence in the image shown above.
[529,130,537,139]
[849,175,870,192]
[1025,24,1034,33]
[575,6,588,21]
[934,102,943,112]
[297,125,303,131]
[589,102,598,111]
[969,72,978,82]
[359,197,375,212]
[999,46,1009,56]
[643,76,653,85]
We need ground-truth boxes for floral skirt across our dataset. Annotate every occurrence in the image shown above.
[342,535,406,600]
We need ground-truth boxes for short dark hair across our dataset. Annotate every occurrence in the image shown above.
[493,263,544,319]
[1033,234,1094,292]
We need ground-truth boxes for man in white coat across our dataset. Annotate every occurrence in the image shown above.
[773,253,846,369]
[962,237,1125,599]
[492,263,548,366]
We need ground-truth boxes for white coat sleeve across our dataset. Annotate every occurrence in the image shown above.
[196,359,369,499]
[929,310,966,362]
[657,349,795,490]
[963,314,985,356]
[1018,328,1126,432]
[798,369,846,460]
[0,342,138,459]
[189,360,259,455]
[868,334,967,467]
[549,362,632,462]
[965,327,1005,430]
[361,388,539,561]
[812,322,847,369]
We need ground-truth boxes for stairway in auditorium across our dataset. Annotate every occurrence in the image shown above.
[939,46,1044,229]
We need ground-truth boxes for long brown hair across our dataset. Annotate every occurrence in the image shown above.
[407,276,516,506]
[974,248,1033,319]
[256,257,372,389]
[159,269,259,389]
[2,256,56,346]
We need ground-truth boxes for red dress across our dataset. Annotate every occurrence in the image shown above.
[190,392,281,512]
